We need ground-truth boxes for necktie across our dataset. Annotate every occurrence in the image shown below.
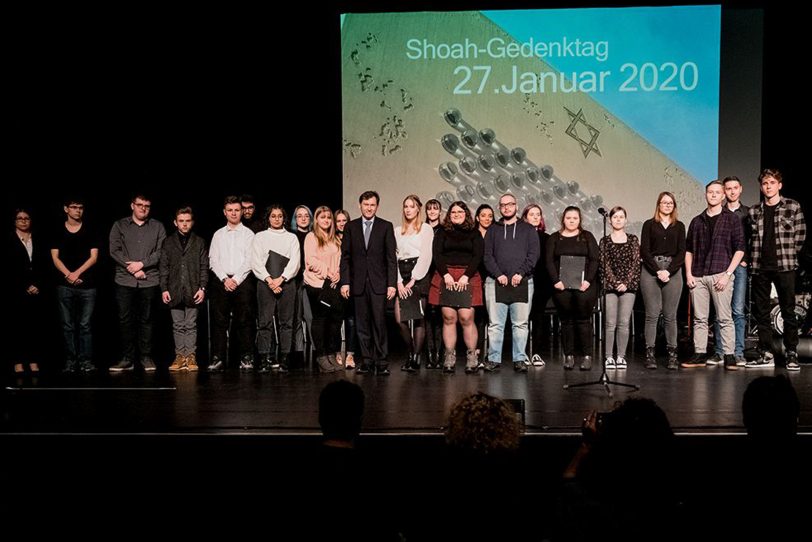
[363,220,372,248]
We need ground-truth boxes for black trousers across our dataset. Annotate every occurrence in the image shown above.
[209,274,256,362]
[751,270,799,353]
[305,285,343,356]
[354,278,389,368]
[552,285,598,356]
[115,284,158,362]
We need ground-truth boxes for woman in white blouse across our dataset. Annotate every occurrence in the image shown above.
[396,195,434,372]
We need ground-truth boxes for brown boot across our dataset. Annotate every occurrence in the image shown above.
[317,355,336,373]
[169,354,187,372]
[186,353,198,372]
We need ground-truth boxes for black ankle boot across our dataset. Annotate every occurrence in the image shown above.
[401,352,416,372]
[645,347,657,369]
[412,353,422,371]
[666,348,678,370]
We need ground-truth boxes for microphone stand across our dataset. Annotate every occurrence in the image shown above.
[564,208,640,397]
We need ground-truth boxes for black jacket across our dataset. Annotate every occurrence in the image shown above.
[159,231,209,308]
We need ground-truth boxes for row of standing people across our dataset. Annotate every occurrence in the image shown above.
[7,168,805,375]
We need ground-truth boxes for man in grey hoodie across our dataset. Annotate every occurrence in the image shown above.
[483,193,540,372]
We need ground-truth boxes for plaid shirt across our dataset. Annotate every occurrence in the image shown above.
[748,196,806,272]
[686,207,745,277]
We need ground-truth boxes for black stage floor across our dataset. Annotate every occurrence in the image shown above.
[3,347,811,435]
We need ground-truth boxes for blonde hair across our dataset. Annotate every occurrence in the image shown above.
[312,206,339,249]
[400,194,424,235]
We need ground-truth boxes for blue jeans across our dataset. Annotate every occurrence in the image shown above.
[485,278,534,363]
[714,265,747,357]
[57,286,97,362]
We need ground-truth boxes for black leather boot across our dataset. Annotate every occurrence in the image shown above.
[645,347,657,369]
[401,352,413,372]
[666,348,679,370]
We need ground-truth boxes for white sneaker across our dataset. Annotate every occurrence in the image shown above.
[604,357,616,369]
[615,357,627,369]
[531,354,546,367]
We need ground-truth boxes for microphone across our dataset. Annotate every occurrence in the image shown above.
[598,207,607,216]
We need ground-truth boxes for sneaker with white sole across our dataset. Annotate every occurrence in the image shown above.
[705,353,724,366]
[786,351,801,371]
[745,351,774,369]
[615,356,627,369]
[604,357,616,369]
[530,354,546,367]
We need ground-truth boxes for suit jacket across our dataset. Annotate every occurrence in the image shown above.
[159,231,209,308]
[340,216,397,295]
[7,233,49,298]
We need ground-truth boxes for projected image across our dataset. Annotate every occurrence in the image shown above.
[341,6,721,232]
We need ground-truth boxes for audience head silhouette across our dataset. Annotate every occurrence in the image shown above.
[445,392,522,457]
[579,397,674,494]
[742,374,799,442]
[318,380,365,445]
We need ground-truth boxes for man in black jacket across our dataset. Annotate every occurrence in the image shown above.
[160,207,209,371]
[340,190,397,374]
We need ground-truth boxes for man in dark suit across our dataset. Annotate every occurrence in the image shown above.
[340,190,397,374]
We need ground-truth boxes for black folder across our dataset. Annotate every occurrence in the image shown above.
[439,282,473,308]
[495,277,529,304]
[559,255,586,289]
[318,280,345,311]
[265,250,290,278]
[398,291,424,321]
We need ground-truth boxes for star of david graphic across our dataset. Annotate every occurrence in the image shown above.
[564,107,602,158]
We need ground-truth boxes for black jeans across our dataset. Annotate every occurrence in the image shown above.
[305,285,343,356]
[115,284,158,361]
[551,285,598,356]
[751,270,798,353]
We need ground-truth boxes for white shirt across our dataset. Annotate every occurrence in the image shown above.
[209,222,255,285]
[395,223,434,282]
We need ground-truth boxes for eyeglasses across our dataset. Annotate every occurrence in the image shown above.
[241,205,255,210]
[133,203,151,209]
[499,202,517,208]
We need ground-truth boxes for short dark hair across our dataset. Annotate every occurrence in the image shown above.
[223,195,240,207]
[240,194,255,204]
[131,193,150,204]
[759,168,782,183]
[319,380,365,441]
[359,190,380,204]
[175,206,193,218]
[64,196,85,207]
[722,176,741,185]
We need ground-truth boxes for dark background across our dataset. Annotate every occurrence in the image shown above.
[6,1,806,227]
[5,1,804,366]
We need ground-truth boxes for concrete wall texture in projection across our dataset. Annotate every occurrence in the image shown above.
[341,10,716,233]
